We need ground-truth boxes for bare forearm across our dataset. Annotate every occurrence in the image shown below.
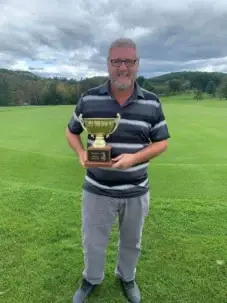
[65,128,85,156]
[133,140,168,164]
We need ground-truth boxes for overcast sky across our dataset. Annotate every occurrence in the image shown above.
[1,0,227,79]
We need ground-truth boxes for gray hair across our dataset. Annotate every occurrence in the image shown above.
[108,38,138,57]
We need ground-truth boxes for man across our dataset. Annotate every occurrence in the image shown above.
[66,38,170,303]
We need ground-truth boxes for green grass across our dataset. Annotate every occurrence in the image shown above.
[1,96,227,302]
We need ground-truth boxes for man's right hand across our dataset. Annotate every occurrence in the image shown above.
[79,150,87,167]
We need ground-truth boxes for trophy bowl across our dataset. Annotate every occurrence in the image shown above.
[78,113,121,167]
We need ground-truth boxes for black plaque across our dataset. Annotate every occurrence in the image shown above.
[84,146,113,167]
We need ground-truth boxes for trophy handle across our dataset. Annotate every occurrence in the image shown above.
[78,114,87,132]
[106,113,121,138]
[78,113,95,138]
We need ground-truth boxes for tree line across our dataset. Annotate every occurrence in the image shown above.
[137,71,227,100]
[0,68,227,107]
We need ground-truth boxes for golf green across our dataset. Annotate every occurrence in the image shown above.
[1,96,227,302]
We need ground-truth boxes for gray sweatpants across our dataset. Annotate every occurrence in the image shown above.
[81,189,150,285]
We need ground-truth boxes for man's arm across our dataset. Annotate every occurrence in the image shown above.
[112,98,170,168]
[65,128,85,156]
[112,139,168,168]
[133,139,168,164]
[65,95,87,166]
[135,99,170,163]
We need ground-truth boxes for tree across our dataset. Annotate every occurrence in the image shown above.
[26,80,43,105]
[206,80,216,97]
[181,80,191,91]
[0,77,11,106]
[141,79,156,92]
[194,89,203,101]
[136,76,145,87]
[216,86,224,99]
[168,79,181,94]
[218,82,227,99]
[41,82,63,105]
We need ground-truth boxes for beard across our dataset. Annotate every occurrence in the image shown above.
[112,80,131,90]
[109,74,135,91]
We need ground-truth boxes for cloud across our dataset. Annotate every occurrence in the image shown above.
[1,0,227,79]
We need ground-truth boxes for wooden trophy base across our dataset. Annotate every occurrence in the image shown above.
[84,145,113,168]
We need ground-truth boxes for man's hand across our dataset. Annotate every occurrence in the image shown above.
[78,150,87,167]
[111,140,169,169]
[111,153,137,169]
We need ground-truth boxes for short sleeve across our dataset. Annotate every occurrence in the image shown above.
[67,95,84,135]
[149,101,170,142]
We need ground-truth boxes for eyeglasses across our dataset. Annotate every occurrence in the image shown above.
[109,58,137,67]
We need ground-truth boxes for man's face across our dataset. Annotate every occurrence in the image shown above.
[107,47,139,90]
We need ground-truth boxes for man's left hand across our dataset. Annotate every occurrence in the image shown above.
[111,153,137,169]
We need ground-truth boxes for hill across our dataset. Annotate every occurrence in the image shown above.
[0,68,227,106]
[0,68,39,80]
[138,71,227,98]
[151,71,226,83]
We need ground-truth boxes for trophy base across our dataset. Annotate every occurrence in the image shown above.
[84,161,113,168]
[85,146,113,168]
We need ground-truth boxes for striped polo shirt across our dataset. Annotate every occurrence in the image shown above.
[67,79,170,198]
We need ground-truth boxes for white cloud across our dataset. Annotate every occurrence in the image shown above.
[11,60,29,71]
